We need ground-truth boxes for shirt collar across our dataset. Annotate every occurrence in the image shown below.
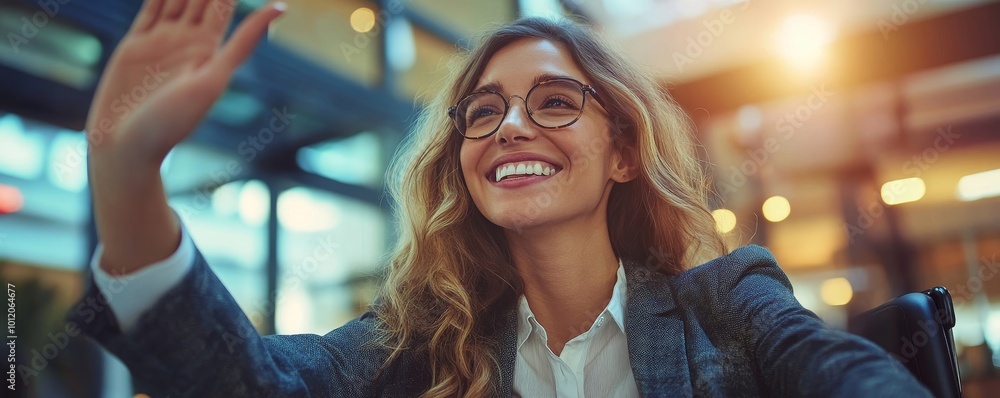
[606,259,628,332]
[516,259,629,350]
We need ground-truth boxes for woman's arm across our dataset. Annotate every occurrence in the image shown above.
[70,237,392,397]
[690,245,933,397]
[88,0,282,277]
[90,211,195,332]
[74,1,405,395]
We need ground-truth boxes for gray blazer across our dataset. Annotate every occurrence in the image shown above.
[68,245,932,397]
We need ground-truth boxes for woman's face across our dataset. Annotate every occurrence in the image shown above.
[459,38,626,233]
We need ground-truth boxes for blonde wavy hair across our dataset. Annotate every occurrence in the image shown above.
[376,17,727,397]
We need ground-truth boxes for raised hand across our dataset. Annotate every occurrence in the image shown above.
[87,0,285,163]
[87,0,286,274]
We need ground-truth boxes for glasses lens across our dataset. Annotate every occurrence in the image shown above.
[456,92,505,138]
[527,80,586,128]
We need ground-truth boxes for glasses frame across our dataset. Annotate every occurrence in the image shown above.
[447,77,603,139]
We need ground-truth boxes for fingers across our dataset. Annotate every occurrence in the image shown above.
[204,0,240,35]
[161,0,190,21]
[213,3,286,72]
[182,0,213,25]
[130,0,166,33]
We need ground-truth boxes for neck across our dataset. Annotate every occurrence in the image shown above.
[505,214,619,355]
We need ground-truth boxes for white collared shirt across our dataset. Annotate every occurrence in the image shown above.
[513,261,640,398]
[92,219,640,396]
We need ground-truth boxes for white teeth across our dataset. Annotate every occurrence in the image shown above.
[494,161,559,181]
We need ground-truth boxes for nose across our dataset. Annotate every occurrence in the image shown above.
[494,95,537,144]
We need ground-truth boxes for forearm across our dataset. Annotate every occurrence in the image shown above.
[89,152,179,276]
[732,273,933,397]
[71,249,381,397]
[682,245,933,397]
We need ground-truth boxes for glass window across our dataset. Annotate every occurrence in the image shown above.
[297,131,386,188]
[275,187,387,335]
[395,24,460,102]
[267,0,383,85]
[0,113,89,269]
[0,3,102,89]
[169,179,271,331]
[406,0,516,37]
[0,113,46,181]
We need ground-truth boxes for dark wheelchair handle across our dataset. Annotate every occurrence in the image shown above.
[923,286,955,329]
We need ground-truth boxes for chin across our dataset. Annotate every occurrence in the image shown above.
[479,202,556,234]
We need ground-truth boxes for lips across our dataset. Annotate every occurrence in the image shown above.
[487,153,563,183]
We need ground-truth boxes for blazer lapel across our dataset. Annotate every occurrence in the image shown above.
[495,298,519,397]
[623,259,692,397]
[492,261,691,397]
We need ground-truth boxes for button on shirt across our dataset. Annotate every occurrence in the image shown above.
[513,261,640,398]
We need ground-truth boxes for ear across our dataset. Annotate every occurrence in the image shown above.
[611,143,639,183]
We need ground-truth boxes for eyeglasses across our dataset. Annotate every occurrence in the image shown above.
[448,78,602,139]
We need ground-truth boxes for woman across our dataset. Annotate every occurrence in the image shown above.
[72,0,931,396]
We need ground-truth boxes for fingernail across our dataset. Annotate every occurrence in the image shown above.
[273,2,287,11]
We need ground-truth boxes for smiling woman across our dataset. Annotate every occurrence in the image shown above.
[70,0,933,397]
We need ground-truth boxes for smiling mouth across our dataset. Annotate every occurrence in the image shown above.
[489,161,562,183]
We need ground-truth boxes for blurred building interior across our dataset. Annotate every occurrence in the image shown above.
[0,0,998,396]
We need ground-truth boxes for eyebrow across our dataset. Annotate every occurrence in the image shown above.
[472,73,579,94]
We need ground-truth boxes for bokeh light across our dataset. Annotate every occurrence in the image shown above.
[774,14,835,70]
[0,184,23,214]
[957,168,1000,201]
[881,177,926,205]
[712,208,737,233]
[350,7,376,33]
[820,277,853,306]
[762,196,791,222]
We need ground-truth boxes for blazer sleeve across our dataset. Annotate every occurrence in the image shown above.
[690,245,933,398]
[66,246,399,397]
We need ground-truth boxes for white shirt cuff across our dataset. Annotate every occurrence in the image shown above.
[90,220,196,332]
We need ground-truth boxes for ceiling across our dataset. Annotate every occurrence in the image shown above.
[578,0,994,83]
